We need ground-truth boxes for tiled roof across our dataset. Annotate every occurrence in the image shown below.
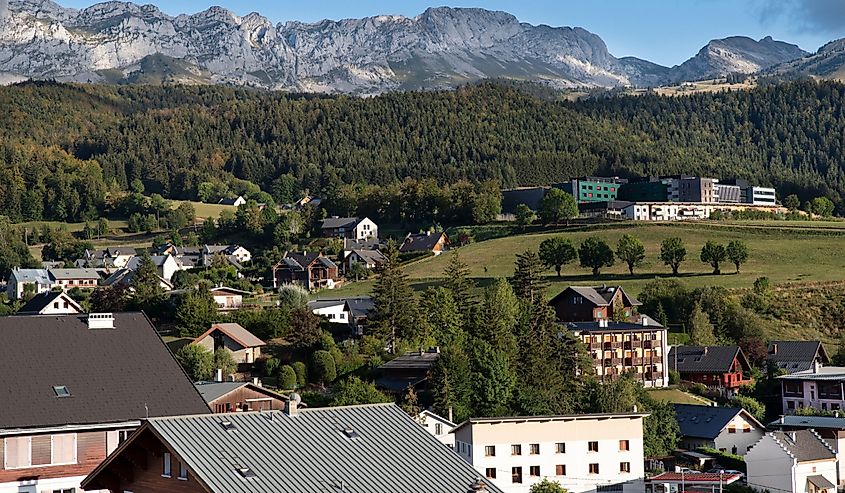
[18,291,83,314]
[770,429,836,462]
[399,232,446,252]
[88,404,501,493]
[669,346,749,373]
[647,472,742,484]
[673,404,762,439]
[767,341,829,374]
[0,313,210,430]
[195,323,265,349]
[351,249,387,264]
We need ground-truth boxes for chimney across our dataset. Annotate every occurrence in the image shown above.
[253,377,261,387]
[599,319,608,328]
[771,343,778,355]
[286,393,301,417]
[813,359,821,373]
[642,317,648,326]
[779,415,785,424]
[448,406,453,423]
[788,431,797,442]
[87,313,115,329]
[703,347,709,355]
[215,369,223,382]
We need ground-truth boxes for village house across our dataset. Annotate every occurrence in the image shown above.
[308,296,374,335]
[344,248,387,273]
[771,415,845,486]
[208,286,250,311]
[768,341,831,375]
[417,409,457,449]
[193,323,265,369]
[376,348,441,394]
[81,402,499,493]
[399,231,449,256]
[548,285,641,323]
[6,268,52,300]
[125,254,182,282]
[272,252,340,290]
[48,268,101,290]
[669,346,753,394]
[194,381,288,413]
[452,412,648,493]
[320,216,378,240]
[746,429,837,493]
[75,248,136,271]
[217,195,246,206]
[17,291,83,315]
[0,312,210,493]
[673,404,765,456]
[566,318,668,388]
[777,365,845,414]
[102,268,174,292]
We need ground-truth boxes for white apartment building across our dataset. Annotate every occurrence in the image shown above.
[778,365,845,414]
[623,202,786,222]
[452,413,647,493]
[746,186,777,205]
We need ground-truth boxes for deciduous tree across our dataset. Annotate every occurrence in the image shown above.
[660,237,686,275]
[578,236,614,276]
[726,240,749,273]
[539,188,578,225]
[616,234,646,275]
[700,241,727,274]
[538,236,577,277]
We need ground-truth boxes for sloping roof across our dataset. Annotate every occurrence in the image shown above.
[0,313,210,430]
[673,404,763,439]
[9,268,50,284]
[647,472,741,484]
[102,268,174,290]
[193,381,287,404]
[307,299,347,311]
[549,285,642,307]
[419,409,457,428]
[564,315,663,332]
[18,291,83,314]
[777,366,845,381]
[346,297,375,318]
[669,346,750,373]
[344,237,381,251]
[351,249,387,264]
[87,404,502,493]
[217,196,244,206]
[807,475,836,489]
[379,349,441,371]
[399,232,446,252]
[768,341,829,373]
[321,216,359,229]
[276,252,335,271]
[48,268,101,280]
[770,415,845,430]
[770,429,836,462]
[195,323,266,349]
[209,286,252,296]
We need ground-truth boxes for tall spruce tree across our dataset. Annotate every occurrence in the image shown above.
[430,343,473,423]
[510,249,549,305]
[443,250,475,317]
[371,240,418,353]
[474,278,520,360]
[132,250,165,310]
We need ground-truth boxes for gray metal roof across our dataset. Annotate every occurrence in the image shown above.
[379,350,441,371]
[673,404,763,440]
[564,315,663,332]
[142,404,502,493]
[770,430,836,462]
[777,367,845,381]
[194,381,249,403]
[48,268,101,280]
[9,268,50,284]
[770,415,845,430]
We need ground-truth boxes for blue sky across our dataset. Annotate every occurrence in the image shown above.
[57,0,845,66]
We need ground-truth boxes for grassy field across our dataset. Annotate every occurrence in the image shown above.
[171,200,236,220]
[647,388,711,405]
[332,220,845,298]
[18,219,129,234]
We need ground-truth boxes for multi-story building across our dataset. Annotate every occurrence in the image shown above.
[673,404,765,456]
[568,319,668,388]
[746,186,777,205]
[622,201,785,221]
[771,415,845,486]
[0,312,210,493]
[715,183,742,203]
[676,176,717,203]
[778,365,845,414]
[746,429,837,493]
[557,177,628,204]
[320,216,378,240]
[548,285,641,323]
[452,413,648,493]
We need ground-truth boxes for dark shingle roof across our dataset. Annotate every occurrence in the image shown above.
[86,404,502,493]
[768,341,829,373]
[549,285,641,308]
[770,429,836,462]
[321,216,359,229]
[399,232,446,253]
[18,291,83,314]
[673,404,762,439]
[379,349,441,371]
[669,346,750,373]
[0,313,210,430]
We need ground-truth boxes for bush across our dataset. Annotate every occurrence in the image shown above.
[668,369,680,385]
[262,357,280,377]
[278,283,310,310]
[292,361,308,387]
[176,344,213,381]
[279,365,297,390]
[311,350,337,387]
[698,447,745,472]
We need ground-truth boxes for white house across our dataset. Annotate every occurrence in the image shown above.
[321,217,378,240]
[48,268,101,290]
[778,365,845,414]
[126,254,182,282]
[209,286,250,311]
[218,195,246,207]
[6,268,52,300]
[771,415,845,487]
[673,404,765,456]
[17,291,83,315]
[746,429,837,493]
[417,410,457,449]
[452,413,647,493]
[308,299,350,325]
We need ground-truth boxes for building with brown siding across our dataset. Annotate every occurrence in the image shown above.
[0,313,210,493]
[548,285,641,323]
[194,381,287,413]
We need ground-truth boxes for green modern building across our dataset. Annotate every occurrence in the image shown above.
[556,177,628,203]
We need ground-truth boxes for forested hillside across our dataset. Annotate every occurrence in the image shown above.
[3,80,845,222]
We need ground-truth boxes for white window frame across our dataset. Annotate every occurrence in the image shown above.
[51,433,78,465]
[4,436,32,469]
[162,452,172,477]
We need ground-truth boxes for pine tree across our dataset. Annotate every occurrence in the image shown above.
[430,344,473,423]
[371,240,418,353]
[443,250,475,316]
[688,303,716,346]
[471,340,516,417]
[475,278,520,360]
[510,250,549,305]
[132,251,165,311]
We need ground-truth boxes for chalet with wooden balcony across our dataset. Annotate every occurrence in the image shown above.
[271,251,340,291]
[566,316,668,388]
[669,345,753,394]
[549,285,642,323]
[0,313,210,493]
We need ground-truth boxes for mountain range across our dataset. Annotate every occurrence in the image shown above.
[0,0,839,93]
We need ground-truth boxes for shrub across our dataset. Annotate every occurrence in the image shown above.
[292,361,308,387]
[279,365,297,390]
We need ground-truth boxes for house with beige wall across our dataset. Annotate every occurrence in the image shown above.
[193,323,265,367]
[746,429,837,493]
[771,415,845,487]
[673,404,765,456]
[452,413,647,493]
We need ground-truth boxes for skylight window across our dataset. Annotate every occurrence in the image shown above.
[53,386,71,397]
[237,467,257,478]
[342,429,359,439]
[220,420,236,431]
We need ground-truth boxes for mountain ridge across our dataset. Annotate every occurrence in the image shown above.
[0,0,825,92]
